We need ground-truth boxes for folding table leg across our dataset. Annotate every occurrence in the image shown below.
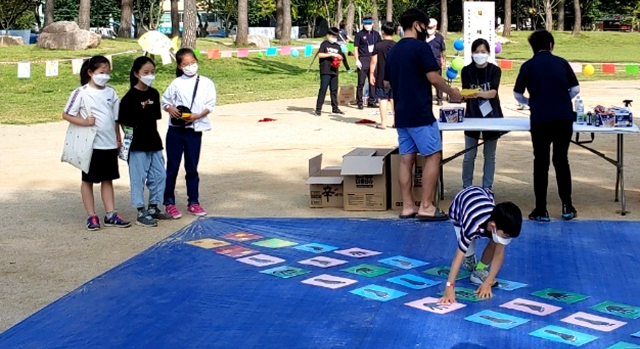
[615,135,620,202]
[617,134,628,215]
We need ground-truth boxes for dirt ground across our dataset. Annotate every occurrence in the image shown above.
[1,80,639,332]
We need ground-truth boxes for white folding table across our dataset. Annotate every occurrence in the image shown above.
[437,117,639,215]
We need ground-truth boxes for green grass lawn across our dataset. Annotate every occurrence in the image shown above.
[1,31,640,124]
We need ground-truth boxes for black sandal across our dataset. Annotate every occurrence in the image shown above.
[416,208,449,222]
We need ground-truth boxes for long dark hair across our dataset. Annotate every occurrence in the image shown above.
[130,56,156,87]
[80,55,110,85]
[175,48,197,77]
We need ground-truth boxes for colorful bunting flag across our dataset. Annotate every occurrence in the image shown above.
[220,50,233,58]
[237,49,249,58]
[266,47,277,57]
[17,62,30,79]
[207,49,220,59]
[499,60,513,70]
[304,45,313,57]
[602,63,616,74]
[625,65,638,75]
[280,46,291,55]
[570,62,582,74]
[45,60,58,77]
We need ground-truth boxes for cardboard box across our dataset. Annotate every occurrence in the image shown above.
[306,154,344,208]
[338,85,355,106]
[439,106,465,123]
[390,154,426,210]
[341,148,395,211]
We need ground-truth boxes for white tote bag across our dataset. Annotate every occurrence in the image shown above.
[61,89,97,173]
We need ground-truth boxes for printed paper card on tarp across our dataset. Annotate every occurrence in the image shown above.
[214,245,258,258]
[378,256,429,269]
[185,238,230,249]
[341,264,392,277]
[590,301,640,319]
[236,254,285,267]
[301,274,357,289]
[294,243,339,253]
[72,59,83,75]
[207,49,220,60]
[500,298,562,316]
[405,297,466,314]
[424,266,470,280]
[252,238,298,248]
[437,287,489,302]
[495,279,528,291]
[560,311,626,332]
[334,247,381,258]
[531,288,589,304]
[298,256,347,268]
[350,285,407,302]
[17,62,30,78]
[46,61,59,77]
[259,266,310,279]
[465,310,529,329]
[386,274,440,290]
[529,325,598,347]
[220,232,263,242]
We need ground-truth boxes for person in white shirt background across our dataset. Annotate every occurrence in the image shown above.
[62,55,131,231]
[162,48,216,219]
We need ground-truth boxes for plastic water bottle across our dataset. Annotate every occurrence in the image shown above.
[575,96,585,124]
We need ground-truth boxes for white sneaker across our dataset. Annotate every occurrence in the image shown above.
[463,254,477,272]
[470,269,498,286]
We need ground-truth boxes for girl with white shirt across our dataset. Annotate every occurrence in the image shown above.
[161,48,216,219]
[62,56,131,231]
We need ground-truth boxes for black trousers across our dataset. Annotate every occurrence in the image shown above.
[356,65,376,106]
[530,120,573,210]
[316,74,338,111]
[433,68,443,102]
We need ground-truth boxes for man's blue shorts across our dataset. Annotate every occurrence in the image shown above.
[397,122,442,156]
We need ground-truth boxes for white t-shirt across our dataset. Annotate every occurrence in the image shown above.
[64,85,120,150]
[161,75,216,132]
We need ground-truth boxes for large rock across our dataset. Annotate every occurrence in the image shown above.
[248,34,270,49]
[0,36,24,47]
[37,21,101,50]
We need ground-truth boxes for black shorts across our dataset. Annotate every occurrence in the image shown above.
[82,149,120,183]
[375,87,393,100]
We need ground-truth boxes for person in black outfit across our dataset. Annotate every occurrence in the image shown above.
[426,18,446,105]
[513,30,580,222]
[370,21,396,129]
[315,27,351,116]
[354,15,381,109]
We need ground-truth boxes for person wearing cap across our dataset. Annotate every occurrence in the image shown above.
[426,18,447,106]
[354,16,382,109]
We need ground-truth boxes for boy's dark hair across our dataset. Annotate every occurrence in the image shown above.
[400,8,428,31]
[490,202,523,238]
[130,56,156,87]
[327,27,339,37]
[175,48,197,77]
[381,21,396,36]
[471,38,490,53]
[80,55,110,86]
[339,20,346,29]
[528,29,554,53]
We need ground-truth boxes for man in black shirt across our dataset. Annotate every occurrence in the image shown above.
[513,30,580,222]
[354,15,381,109]
[315,27,351,116]
[426,18,446,106]
[370,21,396,129]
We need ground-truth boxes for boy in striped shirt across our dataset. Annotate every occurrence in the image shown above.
[439,187,522,304]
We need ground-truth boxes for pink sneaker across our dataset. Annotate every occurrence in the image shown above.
[165,204,182,219]
[188,203,207,216]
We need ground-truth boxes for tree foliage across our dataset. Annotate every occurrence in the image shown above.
[53,0,120,27]
[0,0,38,30]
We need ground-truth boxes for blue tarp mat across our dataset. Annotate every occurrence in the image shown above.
[1,218,640,349]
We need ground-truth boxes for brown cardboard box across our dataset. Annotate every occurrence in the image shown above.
[390,153,426,210]
[307,154,344,208]
[338,85,355,106]
[341,148,395,211]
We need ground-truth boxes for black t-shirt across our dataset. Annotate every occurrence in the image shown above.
[385,38,440,128]
[461,63,503,140]
[514,51,579,125]
[118,87,163,152]
[319,40,349,75]
[354,29,381,64]
[372,39,395,88]
[426,32,446,65]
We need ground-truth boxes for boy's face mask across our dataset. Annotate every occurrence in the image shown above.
[491,226,512,245]
[328,37,337,44]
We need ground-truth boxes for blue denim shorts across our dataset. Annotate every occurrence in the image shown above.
[375,87,393,100]
[397,122,442,156]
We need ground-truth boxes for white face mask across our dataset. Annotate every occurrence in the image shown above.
[427,29,436,35]
[364,24,373,31]
[492,230,512,245]
[139,74,155,86]
[328,37,337,44]
[182,63,198,76]
[91,73,110,87]
[473,53,489,65]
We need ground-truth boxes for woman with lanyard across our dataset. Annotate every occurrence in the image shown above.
[460,38,504,190]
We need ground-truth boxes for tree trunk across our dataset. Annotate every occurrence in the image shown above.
[544,0,552,31]
[78,0,90,30]
[118,0,133,38]
[182,0,197,48]
[557,0,565,31]
[236,0,249,45]
[572,0,581,35]
[276,0,283,39]
[171,0,180,37]
[280,0,292,44]
[440,0,448,37]
[371,0,379,31]
[336,0,343,27]
[44,0,55,28]
[503,0,511,36]
[386,0,392,23]
[346,0,355,35]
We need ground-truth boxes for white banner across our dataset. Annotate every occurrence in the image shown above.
[464,1,496,66]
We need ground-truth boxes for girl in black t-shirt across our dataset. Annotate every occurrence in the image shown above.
[118,56,170,227]
[460,38,503,190]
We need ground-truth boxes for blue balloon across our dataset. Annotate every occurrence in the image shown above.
[453,39,464,52]
[291,49,300,58]
[446,68,458,80]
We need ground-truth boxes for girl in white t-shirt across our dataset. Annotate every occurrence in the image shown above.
[161,48,216,219]
[63,55,131,231]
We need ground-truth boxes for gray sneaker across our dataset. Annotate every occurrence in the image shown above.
[136,210,158,227]
[470,269,498,286]
[463,254,477,272]
[147,205,172,220]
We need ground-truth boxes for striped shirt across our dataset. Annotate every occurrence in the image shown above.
[449,187,495,252]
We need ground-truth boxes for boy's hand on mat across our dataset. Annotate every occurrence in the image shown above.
[167,106,181,119]
[475,283,493,299]
[84,116,96,126]
[438,288,456,305]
